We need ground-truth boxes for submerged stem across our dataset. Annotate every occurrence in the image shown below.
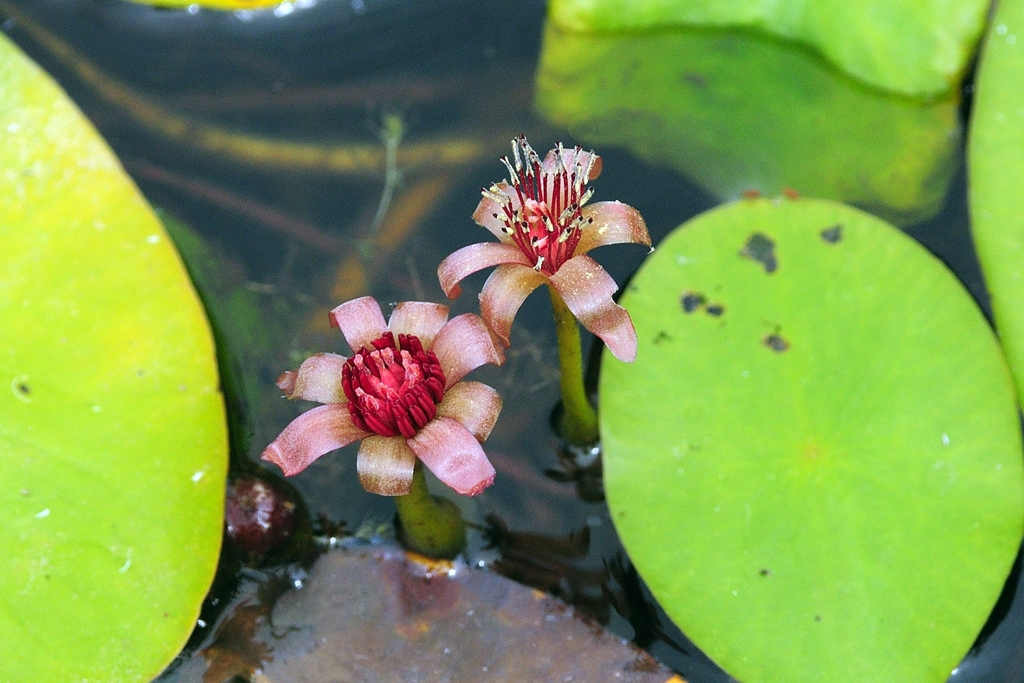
[394,461,466,559]
[549,285,600,446]
[363,113,405,257]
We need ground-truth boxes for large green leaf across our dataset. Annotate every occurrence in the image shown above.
[600,197,1024,683]
[969,0,1024,408]
[0,33,227,682]
[547,0,987,96]
[535,23,958,226]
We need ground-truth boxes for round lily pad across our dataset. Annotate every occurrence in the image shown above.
[600,197,1024,683]
[0,34,227,682]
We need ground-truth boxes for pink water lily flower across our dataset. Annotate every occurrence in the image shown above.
[261,296,504,497]
[438,135,651,362]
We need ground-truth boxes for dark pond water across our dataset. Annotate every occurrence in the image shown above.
[2,0,1023,681]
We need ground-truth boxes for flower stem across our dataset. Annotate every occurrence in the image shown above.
[394,461,466,559]
[548,285,600,446]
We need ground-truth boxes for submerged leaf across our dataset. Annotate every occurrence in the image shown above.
[600,197,1024,683]
[547,0,987,96]
[160,544,681,683]
[0,34,227,682]
[536,23,959,226]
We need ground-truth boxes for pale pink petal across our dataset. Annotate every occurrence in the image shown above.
[408,417,496,496]
[284,353,348,404]
[436,381,502,442]
[430,313,505,389]
[329,296,388,352]
[479,263,547,346]
[549,255,638,363]
[356,435,417,496]
[541,146,602,182]
[472,180,519,240]
[261,404,369,476]
[437,242,531,299]
[387,301,449,348]
[575,201,651,256]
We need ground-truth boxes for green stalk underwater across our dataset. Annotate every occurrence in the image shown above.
[549,284,600,446]
[394,461,467,559]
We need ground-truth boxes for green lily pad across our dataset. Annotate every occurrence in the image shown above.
[600,197,1024,683]
[0,33,227,682]
[968,0,1024,408]
[547,0,987,96]
[535,22,959,226]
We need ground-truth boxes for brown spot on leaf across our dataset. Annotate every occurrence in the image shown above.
[821,224,843,243]
[741,233,777,273]
[763,334,789,352]
[759,568,772,577]
[682,72,707,88]
[681,291,706,313]
[782,187,800,200]
[742,189,762,200]
[705,303,725,317]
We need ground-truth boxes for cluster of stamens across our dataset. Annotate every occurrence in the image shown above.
[484,135,597,276]
[342,332,446,439]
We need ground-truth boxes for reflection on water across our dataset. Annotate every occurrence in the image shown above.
[1,0,1019,681]
[162,542,680,683]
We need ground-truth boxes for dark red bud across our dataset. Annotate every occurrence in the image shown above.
[225,476,298,559]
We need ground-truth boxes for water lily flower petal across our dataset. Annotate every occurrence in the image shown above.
[575,201,651,255]
[356,435,417,496]
[329,296,388,352]
[261,404,369,476]
[408,416,496,496]
[388,301,449,348]
[431,313,505,388]
[437,380,502,442]
[549,254,638,363]
[472,180,519,240]
[281,352,348,404]
[438,242,532,299]
[479,263,548,346]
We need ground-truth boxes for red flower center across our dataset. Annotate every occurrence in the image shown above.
[342,331,446,439]
[488,135,596,276]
